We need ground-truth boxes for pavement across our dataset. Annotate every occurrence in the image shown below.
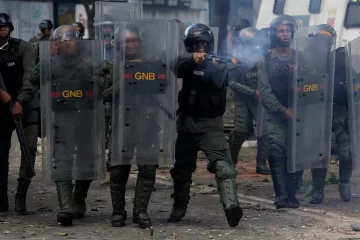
[1,136,360,239]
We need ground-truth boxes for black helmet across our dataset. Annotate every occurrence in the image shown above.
[232,18,251,35]
[184,23,214,53]
[52,25,79,41]
[39,19,53,31]
[0,13,14,32]
[309,24,336,37]
[257,28,273,53]
[269,15,296,46]
[72,22,85,37]
[238,27,258,44]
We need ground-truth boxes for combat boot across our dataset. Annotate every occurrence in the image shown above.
[110,180,127,227]
[310,168,327,204]
[228,132,246,166]
[217,178,243,227]
[338,159,352,202]
[268,154,289,209]
[0,184,8,212]
[72,180,92,219]
[133,177,155,229]
[256,137,270,175]
[55,181,73,226]
[167,179,191,223]
[286,171,303,208]
[14,178,31,213]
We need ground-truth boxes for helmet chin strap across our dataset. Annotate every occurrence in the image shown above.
[0,37,9,50]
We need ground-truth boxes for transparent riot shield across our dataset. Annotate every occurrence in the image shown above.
[287,36,335,173]
[255,99,267,137]
[39,40,105,181]
[294,26,316,39]
[346,37,360,170]
[94,1,143,61]
[111,19,180,166]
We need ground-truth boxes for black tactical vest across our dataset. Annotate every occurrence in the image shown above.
[178,61,227,117]
[265,52,294,108]
[0,38,23,100]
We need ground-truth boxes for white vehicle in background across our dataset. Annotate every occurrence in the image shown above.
[255,0,360,47]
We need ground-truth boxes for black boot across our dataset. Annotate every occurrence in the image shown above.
[286,171,303,208]
[256,136,270,175]
[217,178,243,227]
[73,180,92,219]
[110,180,127,227]
[15,178,31,213]
[310,168,327,204]
[133,177,155,229]
[268,154,289,209]
[55,181,73,226]
[167,176,191,223]
[338,158,352,202]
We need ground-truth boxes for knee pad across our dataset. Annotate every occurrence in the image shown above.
[170,167,192,182]
[268,140,286,159]
[209,161,237,180]
[138,165,157,180]
[110,165,131,182]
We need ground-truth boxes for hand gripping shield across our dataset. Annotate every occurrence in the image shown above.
[39,40,105,181]
[346,36,360,170]
[287,36,336,173]
[94,1,143,61]
[111,19,180,166]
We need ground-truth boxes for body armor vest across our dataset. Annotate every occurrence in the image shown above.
[178,62,227,117]
[0,38,23,100]
[265,52,294,108]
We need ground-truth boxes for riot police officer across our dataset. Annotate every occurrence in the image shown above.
[231,18,251,55]
[167,23,243,227]
[258,15,303,209]
[71,22,85,39]
[29,19,53,64]
[100,23,161,229]
[0,13,37,213]
[30,25,100,226]
[228,27,270,175]
[308,25,352,204]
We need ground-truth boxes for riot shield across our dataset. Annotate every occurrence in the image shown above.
[255,99,267,137]
[111,19,180,166]
[39,40,105,181]
[94,1,143,61]
[287,36,335,173]
[346,37,360,170]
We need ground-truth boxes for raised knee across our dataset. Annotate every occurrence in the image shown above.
[210,161,237,179]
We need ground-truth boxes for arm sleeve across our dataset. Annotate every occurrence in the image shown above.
[16,41,36,104]
[177,53,195,78]
[228,65,256,97]
[258,61,287,113]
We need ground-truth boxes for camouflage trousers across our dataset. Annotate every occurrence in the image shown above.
[228,100,268,166]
